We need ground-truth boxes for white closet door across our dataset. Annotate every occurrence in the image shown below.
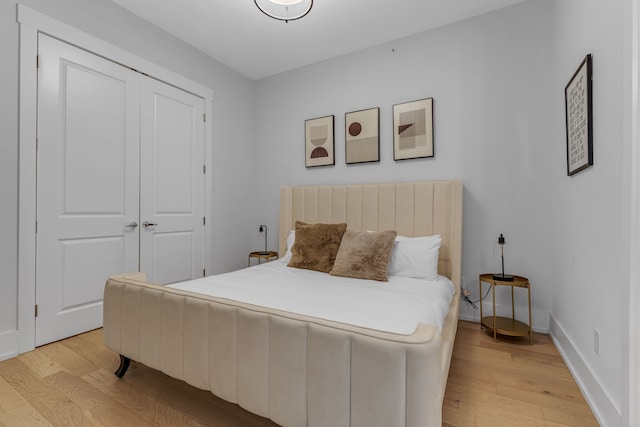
[36,35,141,345]
[139,78,205,284]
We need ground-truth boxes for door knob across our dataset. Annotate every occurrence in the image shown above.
[125,221,138,229]
[143,221,158,228]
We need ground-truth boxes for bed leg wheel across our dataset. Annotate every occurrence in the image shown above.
[115,354,131,378]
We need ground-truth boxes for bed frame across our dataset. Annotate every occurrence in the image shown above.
[103,180,463,427]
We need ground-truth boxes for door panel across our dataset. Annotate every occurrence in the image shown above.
[36,35,206,346]
[61,237,125,307]
[63,64,128,213]
[151,232,195,284]
[140,80,205,284]
[36,35,140,346]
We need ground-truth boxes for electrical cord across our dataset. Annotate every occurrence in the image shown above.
[473,283,493,304]
[462,293,477,309]
[461,284,493,310]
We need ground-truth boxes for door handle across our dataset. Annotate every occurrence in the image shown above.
[143,221,158,228]
[125,221,138,229]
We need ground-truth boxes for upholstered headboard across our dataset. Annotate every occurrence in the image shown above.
[279,180,463,291]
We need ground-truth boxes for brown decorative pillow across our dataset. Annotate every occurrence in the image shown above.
[287,221,348,273]
[330,230,398,282]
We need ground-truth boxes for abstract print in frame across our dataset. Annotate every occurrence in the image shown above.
[305,115,335,167]
[564,54,593,176]
[345,107,379,164]
[393,98,434,161]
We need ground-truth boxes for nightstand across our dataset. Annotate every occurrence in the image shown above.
[479,273,532,344]
[248,251,279,267]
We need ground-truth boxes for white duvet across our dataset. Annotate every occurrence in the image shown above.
[169,259,455,335]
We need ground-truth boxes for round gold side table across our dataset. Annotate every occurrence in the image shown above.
[248,251,279,267]
[478,274,532,344]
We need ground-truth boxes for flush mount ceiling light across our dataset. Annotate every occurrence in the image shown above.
[254,0,313,23]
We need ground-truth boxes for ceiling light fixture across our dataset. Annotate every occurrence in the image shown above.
[254,0,313,23]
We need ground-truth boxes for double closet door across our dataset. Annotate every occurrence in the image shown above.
[35,35,205,346]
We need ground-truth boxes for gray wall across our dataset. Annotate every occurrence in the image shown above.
[0,0,255,356]
[252,1,555,330]
[0,0,20,345]
[252,1,630,424]
[0,0,631,424]
[550,0,627,424]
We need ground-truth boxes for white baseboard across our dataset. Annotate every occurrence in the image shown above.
[549,314,622,427]
[457,308,480,323]
[0,329,19,361]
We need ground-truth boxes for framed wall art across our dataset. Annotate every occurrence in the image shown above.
[393,97,434,161]
[564,54,593,176]
[305,115,335,168]
[345,107,379,164]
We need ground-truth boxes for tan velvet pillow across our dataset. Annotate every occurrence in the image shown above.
[330,230,398,282]
[287,221,348,273]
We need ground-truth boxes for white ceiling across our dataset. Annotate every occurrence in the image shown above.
[111,0,526,81]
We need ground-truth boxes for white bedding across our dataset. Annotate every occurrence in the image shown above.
[169,259,454,335]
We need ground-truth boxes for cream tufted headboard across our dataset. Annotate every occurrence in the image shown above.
[279,180,463,292]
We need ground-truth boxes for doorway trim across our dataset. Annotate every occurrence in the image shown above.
[17,4,214,354]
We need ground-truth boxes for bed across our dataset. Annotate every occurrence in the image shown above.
[103,180,463,427]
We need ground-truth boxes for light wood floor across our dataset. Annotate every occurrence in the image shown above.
[444,321,598,426]
[0,320,598,427]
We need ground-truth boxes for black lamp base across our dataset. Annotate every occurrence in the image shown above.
[492,273,514,282]
[256,251,271,256]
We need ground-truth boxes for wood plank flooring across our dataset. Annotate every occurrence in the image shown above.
[0,320,597,426]
[444,321,598,426]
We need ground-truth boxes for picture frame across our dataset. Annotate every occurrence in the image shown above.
[305,115,335,168]
[345,107,379,164]
[393,97,434,161]
[565,54,593,176]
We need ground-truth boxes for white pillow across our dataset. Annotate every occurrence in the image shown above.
[387,235,441,280]
[280,230,296,263]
